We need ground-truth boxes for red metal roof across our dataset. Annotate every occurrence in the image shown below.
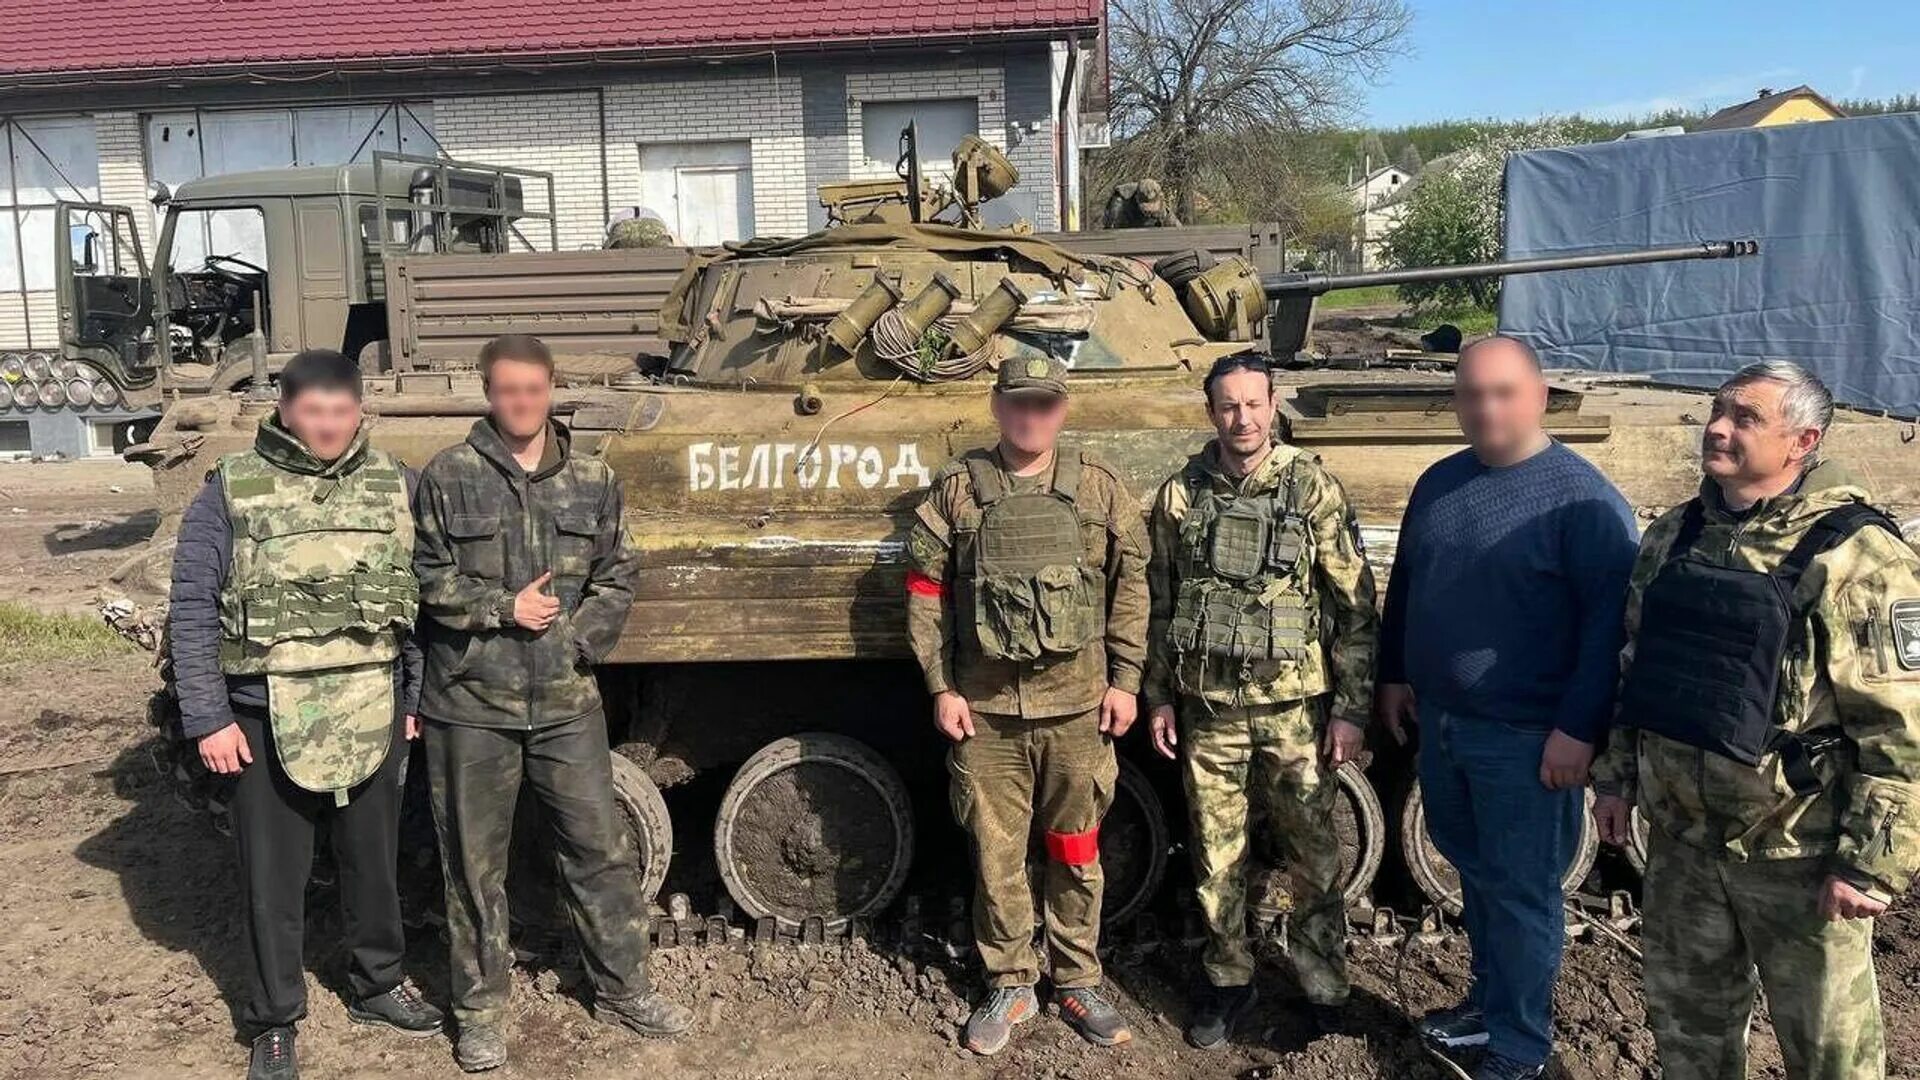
[0,0,1101,81]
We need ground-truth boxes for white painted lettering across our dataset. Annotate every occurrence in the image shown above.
[826,444,857,488]
[717,445,742,490]
[744,443,772,489]
[887,444,933,489]
[855,446,885,488]
[688,443,715,491]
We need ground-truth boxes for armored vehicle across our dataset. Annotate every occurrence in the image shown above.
[124,136,1920,943]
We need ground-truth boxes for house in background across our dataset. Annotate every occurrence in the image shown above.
[0,0,1104,457]
[1346,164,1411,269]
[1694,85,1846,131]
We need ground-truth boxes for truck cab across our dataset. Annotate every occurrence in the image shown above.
[59,153,552,403]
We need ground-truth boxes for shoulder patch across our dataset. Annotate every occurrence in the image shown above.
[226,475,277,499]
[1891,599,1920,671]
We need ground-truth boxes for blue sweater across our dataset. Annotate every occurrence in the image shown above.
[1378,442,1639,743]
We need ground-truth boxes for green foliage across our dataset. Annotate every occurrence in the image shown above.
[1315,284,1398,310]
[0,602,131,665]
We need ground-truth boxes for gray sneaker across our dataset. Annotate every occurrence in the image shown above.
[1418,1000,1489,1049]
[454,1024,507,1073]
[963,985,1039,1055]
[594,991,693,1038]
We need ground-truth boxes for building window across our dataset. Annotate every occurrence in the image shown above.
[0,420,28,458]
[860,99,980,187]
[87,420,122,457]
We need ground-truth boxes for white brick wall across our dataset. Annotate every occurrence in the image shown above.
[433,91,607,250]
[605,72,808,237]
[95,112,154,252]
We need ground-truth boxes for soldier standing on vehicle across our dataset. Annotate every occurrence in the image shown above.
[1376,336,1640,1080]
[167,349,443,1080]
[905,355,1150,1055]
[1142,352,1378,1049]
[1102,179,1181,229]
[1594,361,1920,1080]
[414,334,690,1072]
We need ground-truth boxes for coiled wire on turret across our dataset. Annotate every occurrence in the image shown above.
[868,308,996,383]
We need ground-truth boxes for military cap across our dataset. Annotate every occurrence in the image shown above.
[995,355,1070,397]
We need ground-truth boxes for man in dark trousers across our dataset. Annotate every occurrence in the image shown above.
[414,334,690,1072]
[1375,336,1639,1080]
[168,349,443,1080]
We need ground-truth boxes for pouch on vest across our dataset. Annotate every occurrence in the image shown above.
[1617,499,1898,787]
[266,662,394,806]
[965,453,1102,662]
[1168,462,1311,664]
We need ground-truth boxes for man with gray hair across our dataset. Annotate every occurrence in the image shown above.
[1595,360,1920,1079]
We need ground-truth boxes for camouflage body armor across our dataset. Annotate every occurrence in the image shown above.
[957,451,1103,662]
[1168,458,1311,674]
[216,437,418,802]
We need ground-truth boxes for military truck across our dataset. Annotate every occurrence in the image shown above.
[123,136,1920,946]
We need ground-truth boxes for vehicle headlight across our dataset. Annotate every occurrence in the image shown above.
[38,380,65,407]
[0,382,12,409]
[23,351,52,382]
[66,379,92,405]
[90,381,121,408]
[0,353,21,382]
[14,382,38,408]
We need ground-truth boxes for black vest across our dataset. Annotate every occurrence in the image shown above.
[1617,497,1897,786]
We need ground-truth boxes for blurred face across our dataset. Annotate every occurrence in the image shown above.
[990,391,1068,457]
[1454,340,1548,459]
[1702,378,1821,486]
[278,386,362,462]
[485,356,553,439]
[1206,366,1276,458]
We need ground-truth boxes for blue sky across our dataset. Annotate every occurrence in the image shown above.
[1361,0,1918,127]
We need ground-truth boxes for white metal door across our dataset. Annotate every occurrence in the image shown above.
[672,165,752,246]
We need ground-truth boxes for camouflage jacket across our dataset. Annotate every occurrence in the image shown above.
[906,445,1149,719]
[414,418,638,730]
[1595,461,1920,901]
[1142,442,1377,722]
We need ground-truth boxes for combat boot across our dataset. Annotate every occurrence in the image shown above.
[1185,983,1257,1049]
[1057,986,1132,1047]
[246,1026,296,1080]
[1418,1000,1489,1049]
[963,985,1039,1055]
[1309,1002,1349,1038]
[454,1024,507,1073]
[1473,1052,1545,1080]
[594,990,693,1038]
[347,979,444,1037]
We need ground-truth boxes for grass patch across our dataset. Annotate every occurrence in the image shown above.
[0,602,132,665]
[1386,304,1498,337]
[1314,284,1400,310]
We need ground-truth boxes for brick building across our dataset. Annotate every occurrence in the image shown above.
[0,0,1103,456]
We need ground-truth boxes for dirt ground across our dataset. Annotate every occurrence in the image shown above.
[0,461,1916,1080]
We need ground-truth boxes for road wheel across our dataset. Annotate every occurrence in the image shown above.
[610,753,673,905]
[1625,805,1651,875]
[1402,783,1600,917]
[714,733,914,933]
[1096,756,1171,927]
[1245,760,1387,928]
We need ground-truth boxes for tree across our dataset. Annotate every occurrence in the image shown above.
[1396,142,1424,174]
[1379,121,1580,310]
[1104,0,1411,222]
[1357,132,1390,172]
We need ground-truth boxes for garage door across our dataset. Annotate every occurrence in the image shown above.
[638,141,753,246]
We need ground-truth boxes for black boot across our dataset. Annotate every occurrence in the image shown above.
[347,979,444,1037]
[1186,984,1258,1050]
[247,1026,297,1080]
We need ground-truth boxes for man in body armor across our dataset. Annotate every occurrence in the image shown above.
[1102,179,1181,229]
[167,350,443,1080]
[905,354,1150,1055]
[1595,361,1920,1080]
[1143,353,1378,1048]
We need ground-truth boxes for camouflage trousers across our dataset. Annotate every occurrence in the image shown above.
[1179,696,1348,1000]
[424,709,651,1027]
[948,708,1117,990]
[1642,826,1884,1080]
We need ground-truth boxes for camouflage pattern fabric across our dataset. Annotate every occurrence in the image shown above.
[266,663,395,802]
[1101,181,1181,229]
[1641,826,1883,1080]
[907,445,1149,719]
[414,418,640,730]
[1180,696,1349,999]
[216,413,417,676]
[424,708,651,1027]
[1595,459,1920,902]
[605,217,672,249]
[1165,461,1311,663]
[1144,441,1378,724]
[946,708,1116,989]
[966,454,1102,662]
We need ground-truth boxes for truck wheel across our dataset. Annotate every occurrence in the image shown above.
[610,753,673,905]
[714,733,914,934]
[1096,756,1171,927]
[1402,784,1600,917]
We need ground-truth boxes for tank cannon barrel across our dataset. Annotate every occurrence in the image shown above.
[1259,239,1759,297]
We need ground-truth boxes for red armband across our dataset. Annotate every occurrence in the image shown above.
[1044,826,1101,866]
[905,569,949,599]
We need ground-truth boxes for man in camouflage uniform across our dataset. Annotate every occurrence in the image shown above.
[906,354,1150,1055]
[1143,352,1377,1049]
[604,214,672,249]
[1595,361,1920,1080]
[167,349,442,1080]
[414,334,690,1072]
[1102,179,1181,229]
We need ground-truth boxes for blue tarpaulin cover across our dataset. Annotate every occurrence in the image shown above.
[1499,113,1920,416]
